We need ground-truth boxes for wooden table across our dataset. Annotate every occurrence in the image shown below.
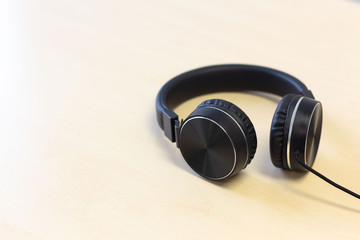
[1,0,359,239]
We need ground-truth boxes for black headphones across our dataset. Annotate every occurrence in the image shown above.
[156,64,323,180]
[155,64,360,199]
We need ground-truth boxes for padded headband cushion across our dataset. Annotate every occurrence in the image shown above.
[270,94,300,168]
[198,99,257,163]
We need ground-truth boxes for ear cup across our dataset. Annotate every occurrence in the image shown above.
[178,99,257,180]
[198,99,257,163]
[270,94,301,169]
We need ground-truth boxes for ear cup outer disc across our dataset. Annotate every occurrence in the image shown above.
[179,105,251,180]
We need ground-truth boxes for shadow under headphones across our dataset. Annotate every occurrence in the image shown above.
[156,64,359,199]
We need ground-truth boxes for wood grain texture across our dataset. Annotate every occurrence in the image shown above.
[1,0,360,239]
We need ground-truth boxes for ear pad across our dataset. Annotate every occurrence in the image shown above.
[270,94,301,169]
[198,99,257,162]
[179,99,257,180]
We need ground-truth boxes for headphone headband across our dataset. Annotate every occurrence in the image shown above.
[156,64,314,141]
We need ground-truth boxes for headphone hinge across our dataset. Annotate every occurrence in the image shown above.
[162,110,179,142]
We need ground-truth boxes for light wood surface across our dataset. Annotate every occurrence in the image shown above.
[1,0,360,239]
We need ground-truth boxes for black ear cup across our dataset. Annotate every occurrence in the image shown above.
[270,94,323,171]
[178,99,257,180]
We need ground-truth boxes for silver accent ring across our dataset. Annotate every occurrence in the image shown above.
[304,103,321,165]
[286,97,304,170]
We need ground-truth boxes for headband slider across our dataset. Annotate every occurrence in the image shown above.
[162,109,179,142]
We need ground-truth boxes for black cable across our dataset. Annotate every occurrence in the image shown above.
[294,151,360,199]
